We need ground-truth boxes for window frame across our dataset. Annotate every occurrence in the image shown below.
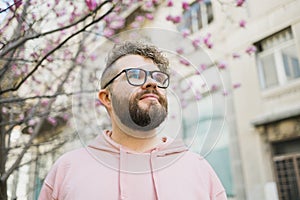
[256,35,300,90]
[178,0,213,33]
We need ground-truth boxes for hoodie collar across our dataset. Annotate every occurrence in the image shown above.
[88,130,188,155]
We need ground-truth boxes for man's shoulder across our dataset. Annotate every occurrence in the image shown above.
[182,150,215,170]
[54,147,90,166]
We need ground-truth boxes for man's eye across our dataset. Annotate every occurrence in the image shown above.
[153,73,166,82]
[128,73,140,79]
[128,70,143,79]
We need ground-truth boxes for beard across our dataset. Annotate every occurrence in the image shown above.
[111,89,168,132]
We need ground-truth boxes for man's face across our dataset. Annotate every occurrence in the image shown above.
[109,55,168,133]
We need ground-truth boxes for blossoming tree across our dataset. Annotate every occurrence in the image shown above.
[0,0,250,199]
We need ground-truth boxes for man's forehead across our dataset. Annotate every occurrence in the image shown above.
[115,54,159,71]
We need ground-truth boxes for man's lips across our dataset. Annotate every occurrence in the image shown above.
[140,94,159,101]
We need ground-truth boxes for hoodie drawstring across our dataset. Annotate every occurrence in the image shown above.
[119,147,126,200]
[150,150,159,200]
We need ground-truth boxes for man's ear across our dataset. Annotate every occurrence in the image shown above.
[98,89,112,109]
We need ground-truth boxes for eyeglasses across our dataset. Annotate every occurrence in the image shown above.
[103,68,170,89]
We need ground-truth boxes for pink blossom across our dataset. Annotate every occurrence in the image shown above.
[19,113,24,121]
[63,50,72,60]
[135,15,145,22]
[2,107,8,114]
[145,1,153,8]
[109,19,125,29]
[46,56,54,62]
[236,0,245,7]
[200,64,207,70]
[131,22,141,28]
[90,54,97,61]
[172,15,181,24]
[181,29,190,38]
[192,38,200,49]
[195,70,201,75]
[103,28,114,37]
[233,83,241,89]
[203,33,213,48]
[239,19,246,28]
[166,15,173,21]
[22,65,28,73]
[181,99,188,108]
[14,0,22,8]
[218,61,227,70]
[13,70,21,77]
[232,52,241,59]
[182,2,190,10]
[195,91,202,100]
[145,13,154,20]
[30,52,39,59]
[56,8,66,17]
[11,64,17,71]
[41,99,49,106]
[211,84,218,91]
[62,114,69,121]
[85,0,97,11]
[179,58,190,66]
[47,116,57,126]
[28,127,33,134]
[152,0,159,4]
[167,0,173,7]
[70,11,78,23]
[104,15,113,23]
[28,119,36,126]
[245,45,257,55]
[176,47,184,54]
[222,90,229,96]
[76,54,85,64]
[32,13,36,20]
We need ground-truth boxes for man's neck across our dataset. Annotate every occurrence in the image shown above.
[110,124,161,153]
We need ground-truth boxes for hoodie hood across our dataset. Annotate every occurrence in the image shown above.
[87,130,188,200]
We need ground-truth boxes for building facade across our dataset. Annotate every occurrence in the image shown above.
[225,0,300,199]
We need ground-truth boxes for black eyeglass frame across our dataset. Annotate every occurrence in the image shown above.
[102,68,170,89]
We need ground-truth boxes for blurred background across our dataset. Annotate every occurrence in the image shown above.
[1,0,300,199]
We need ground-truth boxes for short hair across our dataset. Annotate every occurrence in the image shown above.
[100,41,169,89]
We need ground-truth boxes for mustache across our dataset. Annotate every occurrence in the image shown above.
[136,89,168,108]
[136,89,163,100]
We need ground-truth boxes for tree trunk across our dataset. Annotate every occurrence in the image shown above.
[0,104,8,200]
[0,180,8,200]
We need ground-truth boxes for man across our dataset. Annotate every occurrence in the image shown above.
[38,41,227,200]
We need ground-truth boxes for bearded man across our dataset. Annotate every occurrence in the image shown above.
[38,41,227,200]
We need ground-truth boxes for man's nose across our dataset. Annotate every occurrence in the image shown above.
[141,77,157,89]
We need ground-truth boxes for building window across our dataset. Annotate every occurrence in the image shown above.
[272,138,300,200]
[178,0,213,33]
[256,27,300,90]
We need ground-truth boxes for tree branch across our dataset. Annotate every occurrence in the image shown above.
[0,89,97,104]
[0,1,114,95]
[0,0,113,57]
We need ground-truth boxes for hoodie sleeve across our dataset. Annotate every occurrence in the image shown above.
[38,155,69,200]
[200,157,227,200]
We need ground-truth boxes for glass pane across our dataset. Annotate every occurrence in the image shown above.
[260,54,278,88]
[281,44,300,80]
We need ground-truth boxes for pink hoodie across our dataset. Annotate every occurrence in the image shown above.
[39,130,227,200]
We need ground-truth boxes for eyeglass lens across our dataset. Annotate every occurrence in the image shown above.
[126,69,168,87]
